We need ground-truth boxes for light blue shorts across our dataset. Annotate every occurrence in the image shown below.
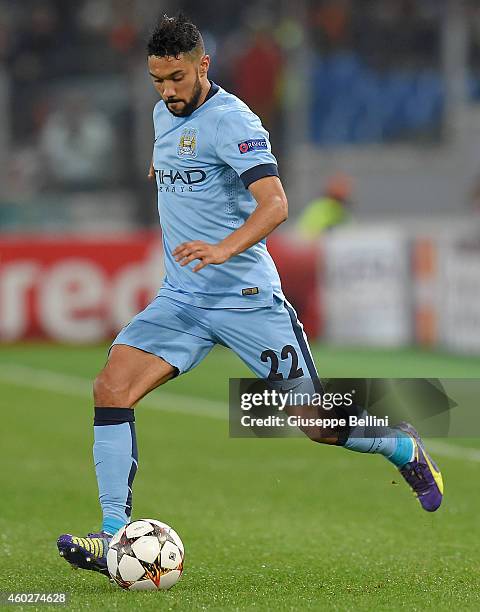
[112,294,320,387]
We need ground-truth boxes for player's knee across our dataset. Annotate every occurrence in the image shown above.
[307,433,338,445]
[287,405,339,445]
[302,426,338,445]
[93,369,135,408]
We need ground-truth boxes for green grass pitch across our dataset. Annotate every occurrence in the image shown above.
[1,343,479,611]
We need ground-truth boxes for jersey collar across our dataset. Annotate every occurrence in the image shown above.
[204,80,220,102]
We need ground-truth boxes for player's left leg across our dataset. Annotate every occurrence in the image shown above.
[213,295,443,512]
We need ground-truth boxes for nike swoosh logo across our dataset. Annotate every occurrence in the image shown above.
[423,451,444,494]
[278,382,304,394]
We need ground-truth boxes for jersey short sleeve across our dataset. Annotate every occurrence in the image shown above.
[215,110,279,189]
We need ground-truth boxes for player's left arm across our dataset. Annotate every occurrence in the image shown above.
[173,176,287,272]
[174,109,288,272]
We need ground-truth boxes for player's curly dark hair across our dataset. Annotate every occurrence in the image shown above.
[147,13,204,58]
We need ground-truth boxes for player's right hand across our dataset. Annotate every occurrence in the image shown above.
[148,158,155,180]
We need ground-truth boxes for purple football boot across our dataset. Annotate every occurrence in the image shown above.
[397,422,444,512]
[57,532,112,576]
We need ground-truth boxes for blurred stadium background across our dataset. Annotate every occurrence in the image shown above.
[1,0,480,356]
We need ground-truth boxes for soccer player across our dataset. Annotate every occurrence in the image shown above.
[57,14,443,577]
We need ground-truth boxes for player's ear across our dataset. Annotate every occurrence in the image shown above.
[199,54,210,76]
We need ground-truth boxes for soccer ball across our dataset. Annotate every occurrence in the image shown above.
[107,519,184,591]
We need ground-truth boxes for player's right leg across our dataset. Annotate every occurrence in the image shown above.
[57,296,215,576]
[57,345,176,575]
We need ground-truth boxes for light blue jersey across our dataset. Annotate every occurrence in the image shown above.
[113,81,320,389]
[152,82,283,308]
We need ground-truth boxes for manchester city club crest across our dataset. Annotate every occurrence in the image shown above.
[178,128,198,158]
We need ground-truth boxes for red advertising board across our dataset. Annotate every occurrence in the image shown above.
[267,235,322,338]
[0,232,163,342]
[0,232,321,342]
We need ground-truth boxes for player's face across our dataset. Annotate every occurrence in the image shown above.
[148,54,208,117]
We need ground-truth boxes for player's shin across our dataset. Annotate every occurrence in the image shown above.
[340,409,414,468]
[93,407,138,536]
[296,403,415,468]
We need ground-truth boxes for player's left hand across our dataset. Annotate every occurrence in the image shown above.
[173,241,231,272]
